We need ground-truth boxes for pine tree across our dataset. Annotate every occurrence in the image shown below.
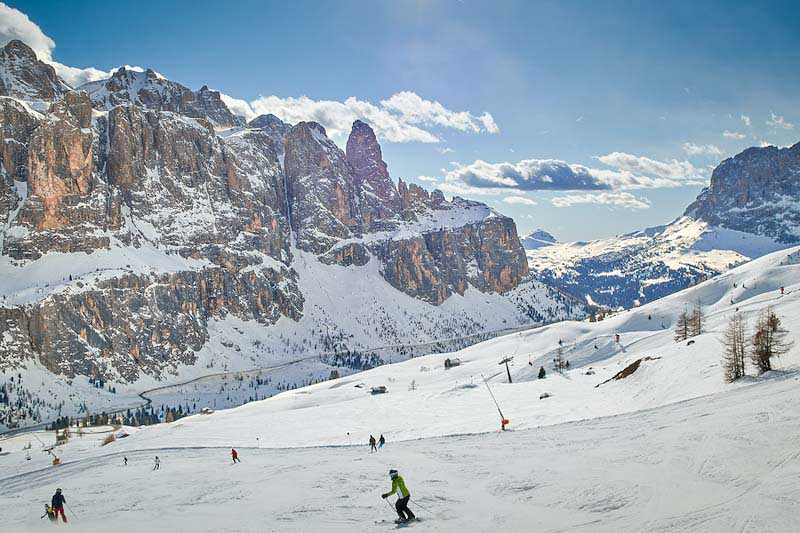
[674,310,690,342]
[751,308,792,374]
[689,302,705,337]
[722,312,747,382]
[553,347,565,374]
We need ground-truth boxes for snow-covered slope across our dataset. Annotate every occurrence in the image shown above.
[520,228,557,250]
[1,246,799,532]
[80,245,800,447]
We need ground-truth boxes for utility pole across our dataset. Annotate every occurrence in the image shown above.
[499,356,514,383]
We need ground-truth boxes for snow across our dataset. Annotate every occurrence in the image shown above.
[1,247,800,531]
[0,242,209,307]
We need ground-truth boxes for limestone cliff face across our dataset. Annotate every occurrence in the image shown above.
[686,142,800,243]
[0,40,537,384]
[346,120,401,226]
[4,265,301,380]
[377,206,529,304]
[283,122,362,253]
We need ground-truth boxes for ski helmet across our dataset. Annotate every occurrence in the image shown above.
[389,469,398,478]
[56,488,61,493]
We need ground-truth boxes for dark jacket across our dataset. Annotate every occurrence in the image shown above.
[52,493,66,509]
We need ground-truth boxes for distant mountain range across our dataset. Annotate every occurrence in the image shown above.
[527,142,800,308]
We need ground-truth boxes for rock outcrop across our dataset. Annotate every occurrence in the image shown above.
[686,142,800,244]
[346,120,401,226]
[81,67,243,128]
[0,40,70,101]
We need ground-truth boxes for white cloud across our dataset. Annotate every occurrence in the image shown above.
[551,192,651,210]
[444,159,609,191]
[0,2,54,60]
[436,147,455,154]
[740,114,751,126]
[723,130,746,140]
[415,175,439,183]
[438,156,695,196]
[681,142,722,157]
[0,3,146,88]
[502,195,538,206]
[240,92,498,144]
[766,112,794,130]
[597,152,703,180]
[220,93,256,120]
[479,112,500,133]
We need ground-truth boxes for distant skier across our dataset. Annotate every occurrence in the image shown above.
[379,435,386,448]
[153,456,160,470]
[231,448,241,463]
[51,488,67,523]
[123,456,128,466]
[381,469,415,523]
[615,334,620,344]
[41,504,55,522]
[369,435,377,453]
[781,286,785,295]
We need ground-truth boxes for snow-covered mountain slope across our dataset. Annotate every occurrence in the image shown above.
[520,228,557,250]
[1,246,799,532]
[0,40,583,431]
[69,244,800,447]
[528,142,800,309]
[529,216,787,308]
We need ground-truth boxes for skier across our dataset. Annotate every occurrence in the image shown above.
[781,286,785,295]
[51,488,67,523]
[381,469,415,523]
[123,456,128,466]
[369,435,377,453]
[379,435,386,448]
[231,448,240,463]
[153,456,160,470]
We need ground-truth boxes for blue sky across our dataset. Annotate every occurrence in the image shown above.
[2,0,799,240]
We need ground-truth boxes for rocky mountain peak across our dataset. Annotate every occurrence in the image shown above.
[248,114,291,157]
[686,141,800,243]
[80,67,241,128]
[2,39,37,61]
[0,39,70,101]
[346,119,400,223]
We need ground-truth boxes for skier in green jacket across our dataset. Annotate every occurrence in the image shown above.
[381,469,416,522]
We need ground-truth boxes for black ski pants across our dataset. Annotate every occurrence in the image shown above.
[395,496,415,521]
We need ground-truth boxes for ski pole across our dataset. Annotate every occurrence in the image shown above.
[66,503,79,520]
[410,498,434,514]
[384,498,395,512]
